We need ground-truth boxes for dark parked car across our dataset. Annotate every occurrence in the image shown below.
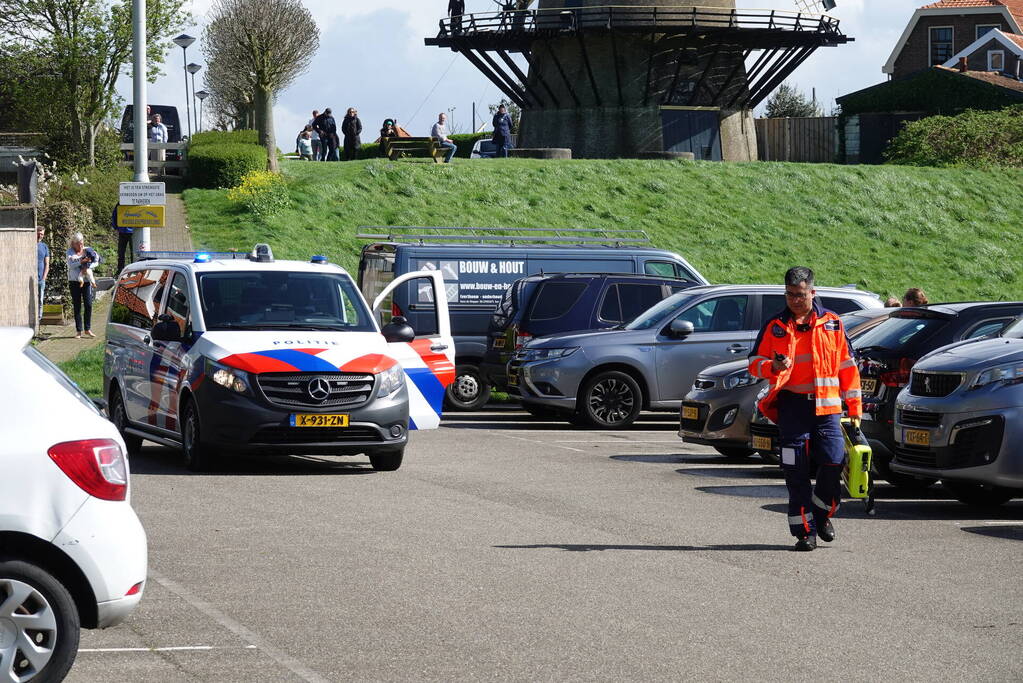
[482,273,696,391]
[120,105,183,161]
[855,302,1023,487]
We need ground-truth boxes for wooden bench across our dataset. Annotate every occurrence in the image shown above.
[385,137,443,163]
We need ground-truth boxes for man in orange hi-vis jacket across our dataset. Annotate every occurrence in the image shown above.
[749,267,862,551]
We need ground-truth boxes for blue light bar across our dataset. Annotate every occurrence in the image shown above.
[194,253,212,263]
[310,255,329,264]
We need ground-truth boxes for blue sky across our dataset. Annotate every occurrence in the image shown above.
[118,0,921,145]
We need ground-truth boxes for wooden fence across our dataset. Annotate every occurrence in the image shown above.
[0,207,38,328]
[755,117,837,163]
[118,142,188,176]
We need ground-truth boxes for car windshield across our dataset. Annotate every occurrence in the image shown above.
[23,346,101,415]
[197,272,375,332]
[1001,316,1023,339]
[853,315,946,352]
[626,293,697,330]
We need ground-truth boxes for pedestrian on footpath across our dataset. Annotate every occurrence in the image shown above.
[341,108,363,161]
[748,267,862,551]
[309,109,322,160]
[149,113,168,164]
[37,226,50,323]
[67,232,100,339]
[492,104,513,158]
[432,112,457,163]
[111,205,134,274]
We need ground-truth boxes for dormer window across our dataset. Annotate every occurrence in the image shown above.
[989,50,1005,71]
[930,27,954,65]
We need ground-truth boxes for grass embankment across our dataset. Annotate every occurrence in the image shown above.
[184,159,1023,301]
[58,344,105,398]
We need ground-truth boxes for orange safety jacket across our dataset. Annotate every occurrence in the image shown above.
[748,300,862,424]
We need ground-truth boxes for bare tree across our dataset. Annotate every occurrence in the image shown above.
[203,0,319,171]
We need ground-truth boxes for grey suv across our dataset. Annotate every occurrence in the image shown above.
[892,316,1023,507]
[509,285,882,428]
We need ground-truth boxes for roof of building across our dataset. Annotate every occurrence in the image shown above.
[837,64,1023,112]
[920,0,1023,21]
[937,65,1023,91]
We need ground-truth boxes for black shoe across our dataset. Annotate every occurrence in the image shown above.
[818,519,835,543]
[793,536,817,552]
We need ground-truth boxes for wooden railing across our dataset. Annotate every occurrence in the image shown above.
[440,5,844,38]
[118,142,188,175]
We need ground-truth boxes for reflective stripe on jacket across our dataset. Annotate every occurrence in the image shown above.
[748,300,861,423]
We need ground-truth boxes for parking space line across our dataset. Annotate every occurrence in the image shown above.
[80,645,258,653]
[495,432,587,453]
[148,568,330,683]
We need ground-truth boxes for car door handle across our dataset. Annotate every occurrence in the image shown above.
[727,344,748,354]
[431,344,449,352]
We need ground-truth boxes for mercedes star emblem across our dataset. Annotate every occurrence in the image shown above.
[307,377,331,402]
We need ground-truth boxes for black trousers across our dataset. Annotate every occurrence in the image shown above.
[117,232,133,274]
[343,137,360,161]
[69,281,93,332]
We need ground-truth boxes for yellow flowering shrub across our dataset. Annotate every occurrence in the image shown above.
[227,170,289,218]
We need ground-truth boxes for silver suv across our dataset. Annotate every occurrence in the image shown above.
[509,285,881,428]
[892,316,1023,507]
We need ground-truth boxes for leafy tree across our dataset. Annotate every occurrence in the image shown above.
[764,83,822,119]
[0,0,188,166]
[203,0,319,172]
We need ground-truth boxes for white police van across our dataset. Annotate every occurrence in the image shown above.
[103,245,454,471]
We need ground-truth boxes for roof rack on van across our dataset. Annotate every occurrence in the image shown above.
[356,226,651,247]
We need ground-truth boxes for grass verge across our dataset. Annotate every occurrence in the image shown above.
[58,344,105,398]
[184,158,1023,302]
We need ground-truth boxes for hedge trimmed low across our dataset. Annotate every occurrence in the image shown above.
[190,129,259,148]
[188,143,266,188]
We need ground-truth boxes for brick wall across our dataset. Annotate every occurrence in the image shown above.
[0,207,38,328]
[894,13,1012,78]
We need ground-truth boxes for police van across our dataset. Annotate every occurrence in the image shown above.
[357,227,708,410]
[103,244,454,471]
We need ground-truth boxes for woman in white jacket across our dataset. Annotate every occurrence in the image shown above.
[67,232,99,338]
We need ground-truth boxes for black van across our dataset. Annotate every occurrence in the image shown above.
[120,105,183,160]
[357,227,708,410]
[481,273,696,391]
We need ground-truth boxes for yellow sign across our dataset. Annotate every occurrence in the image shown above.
[117,205,165,228]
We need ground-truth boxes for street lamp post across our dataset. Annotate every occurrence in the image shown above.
[132,0,150,257]
[186,63,202,135]
[195,90,209,132]
[172,34,196,139]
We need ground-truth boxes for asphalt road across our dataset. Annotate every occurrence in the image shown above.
[71,409,1023,682]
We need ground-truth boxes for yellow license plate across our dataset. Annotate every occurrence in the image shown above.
[682,406,699,420]
[752,436,773,451]
[508,372,519,387]
[493,338,506,349]
[290,414,349,428]
[904,428,930,447]
[862,378,878,395]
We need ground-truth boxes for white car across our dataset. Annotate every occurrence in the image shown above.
[0,327,148,681]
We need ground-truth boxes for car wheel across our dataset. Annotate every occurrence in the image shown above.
[444,365,492,411]
[109,388,142,456]
[714,446,757,459]
[0,559,80,682]
[942,480,1015,508]
[369,447,404,471]
[181,399,215,472]
[579,371,643,428]
[522,403,558,419]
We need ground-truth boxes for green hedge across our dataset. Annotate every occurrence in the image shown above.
[190,129,259,148]
[188,143,267,188]
[886,105,1023,167]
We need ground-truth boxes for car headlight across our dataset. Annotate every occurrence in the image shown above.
[518,347,578,362]
[971,362,1023,389]
[723,369,760,390]
[377,363,405,397]
[206,358,250,394]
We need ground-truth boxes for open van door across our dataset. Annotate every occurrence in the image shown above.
[373,270,456,430]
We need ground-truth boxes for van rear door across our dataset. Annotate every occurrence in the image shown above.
[373,270,455,430]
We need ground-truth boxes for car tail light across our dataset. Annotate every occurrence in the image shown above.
[514,328,533,349]
[125,582,144,596]
[48,439,128,501]
[391,302,403,318]
[881,358,914,388]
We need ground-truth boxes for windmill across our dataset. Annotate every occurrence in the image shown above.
[793,0,837,11]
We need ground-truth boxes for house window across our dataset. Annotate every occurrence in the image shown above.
[976,24,1000,40]
[930,26,954,65]
[989,50,1005,71]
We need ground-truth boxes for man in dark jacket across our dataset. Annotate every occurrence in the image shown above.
[492,104,513,158]
[315,108,339,161]
[448,0,465,33]
[341,108,363,161]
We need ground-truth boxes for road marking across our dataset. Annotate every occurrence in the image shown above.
[981,521,1023,526]
[80,645,258,653]
[496,432,586,453]
[148,569,330,683]
[552,440,682,444]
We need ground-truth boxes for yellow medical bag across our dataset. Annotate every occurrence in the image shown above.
[841,418,872,500]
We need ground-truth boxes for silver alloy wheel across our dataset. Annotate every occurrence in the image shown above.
[0,579,58,681]
[452,374,480,402]
[588,378,635,425]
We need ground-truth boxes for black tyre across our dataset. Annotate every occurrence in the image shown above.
[942,480,1016,508]
[109,388,142,456]
[444,365,492,411]
[181,399,215,472]
[714,446,758,459]
[0,559,80,682]
[578,371,643,428]
[369,447,404,471]
[522,403,559,419]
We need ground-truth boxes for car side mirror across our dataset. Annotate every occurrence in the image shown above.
[669,319,695,339]
[382,315,415,343]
